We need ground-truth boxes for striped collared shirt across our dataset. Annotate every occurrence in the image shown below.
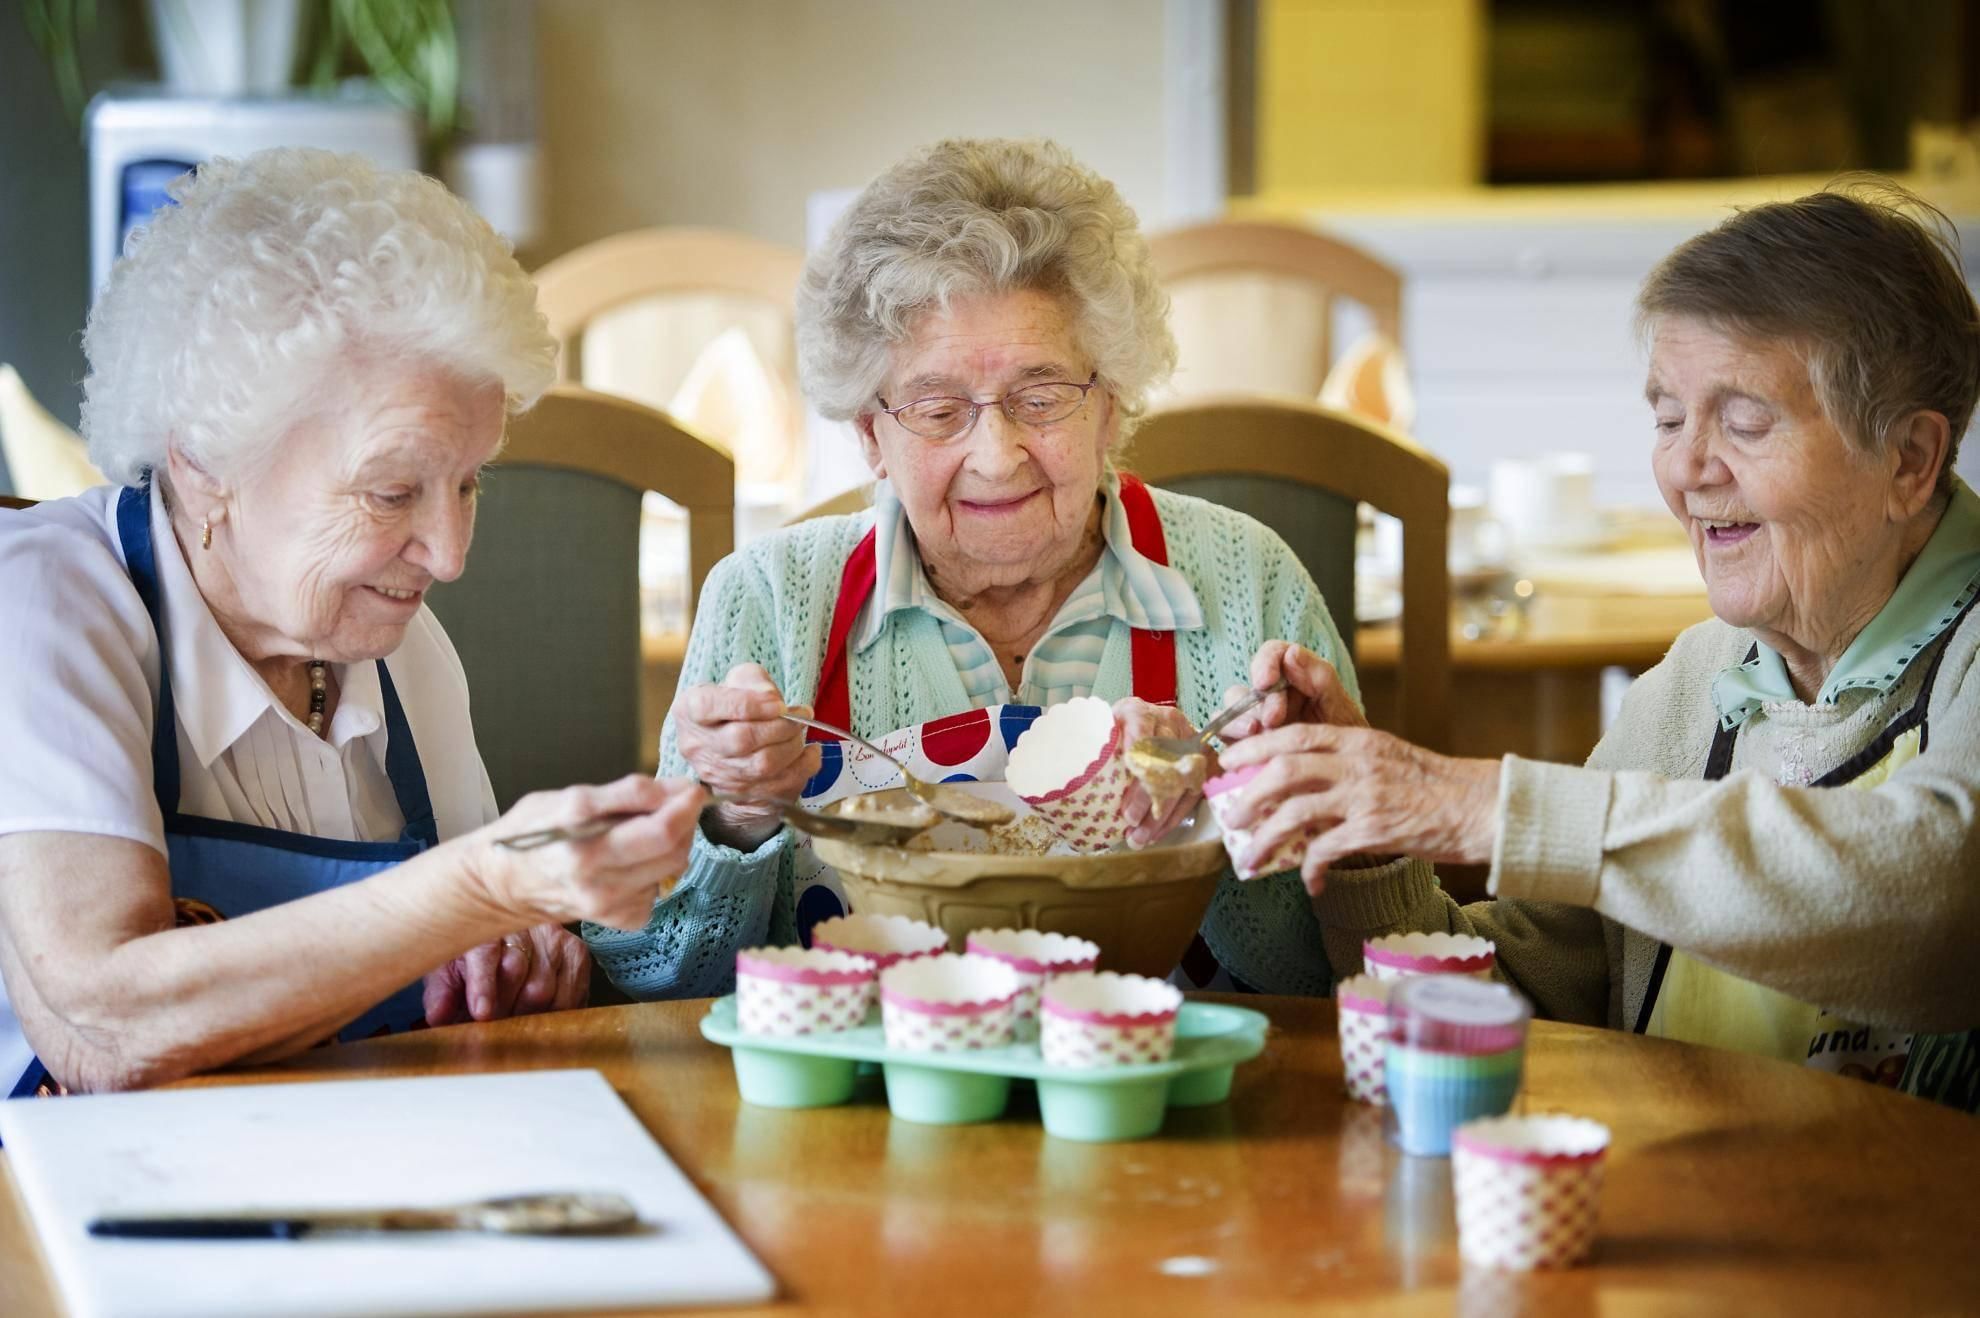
[853,473,1206,708]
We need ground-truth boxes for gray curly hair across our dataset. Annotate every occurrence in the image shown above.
[82,147,557,487]
[796,138,1176,433]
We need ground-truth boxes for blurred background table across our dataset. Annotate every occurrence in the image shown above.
[5,996,1975,1317]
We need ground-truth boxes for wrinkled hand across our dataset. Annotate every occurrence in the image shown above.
[470,774,706,931]
[423,922,591,1025]
[1215,722,1500,894]
[675,664,820,850]
[1217,641,1370,743]
[1113,697,1206,849]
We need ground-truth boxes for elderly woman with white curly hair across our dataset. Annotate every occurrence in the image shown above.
[0,149,707,1096]
[587,137,1358,1000]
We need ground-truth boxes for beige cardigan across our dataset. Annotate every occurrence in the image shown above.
[1310,603,1980,1035]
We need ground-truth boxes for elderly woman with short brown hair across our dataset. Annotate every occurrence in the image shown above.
[1218,182,1980,1110]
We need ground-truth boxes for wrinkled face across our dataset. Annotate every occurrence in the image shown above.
[858,288,1115,593]
[219,359,506,663]
[1647,318,1899,648]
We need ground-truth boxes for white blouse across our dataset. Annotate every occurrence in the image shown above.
[0,483,499,1086]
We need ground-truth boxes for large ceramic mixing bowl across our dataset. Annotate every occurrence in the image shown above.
[810,783,1228,979]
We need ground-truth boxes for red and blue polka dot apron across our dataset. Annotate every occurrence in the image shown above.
[789,474,1178,946]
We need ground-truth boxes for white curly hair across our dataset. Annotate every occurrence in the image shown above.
[82,147,557,487]
[796,138,1176,435]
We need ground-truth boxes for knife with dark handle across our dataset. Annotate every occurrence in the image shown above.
[87,1191,643,1239]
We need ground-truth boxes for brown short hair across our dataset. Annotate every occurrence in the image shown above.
[1637,177,1980,495]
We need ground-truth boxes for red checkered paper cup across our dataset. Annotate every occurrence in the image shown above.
[965,928,1101,1028]
[735,946,877,1036]
[1005,697,1132,854]
[1039,971,1184,1068]
[1363,932,1495,982]
[1453,1115,1611,1270]
[1203,763,1318,879]
[880,953,1022,1053]
[1334,974,1392,1104]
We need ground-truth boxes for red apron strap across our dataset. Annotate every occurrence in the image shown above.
[812,527,878,739]
[1116,473,1179,707]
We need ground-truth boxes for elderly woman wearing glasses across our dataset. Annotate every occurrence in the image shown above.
[586,138,1355,1000]
[1214,183,1980,1109]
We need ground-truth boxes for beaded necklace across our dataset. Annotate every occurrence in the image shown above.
[306,660,328,736]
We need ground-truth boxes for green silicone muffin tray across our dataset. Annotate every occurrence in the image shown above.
[699,996,1268,1142]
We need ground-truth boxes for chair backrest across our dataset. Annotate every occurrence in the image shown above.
[425,386,734,808]
[1,495,38,510]
[1127,397,1449,750]
[790,483,874,524]
[1147,220,1404,402]
[533,228,806,492]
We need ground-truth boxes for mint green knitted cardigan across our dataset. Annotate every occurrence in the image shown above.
[585,486,1352,1000]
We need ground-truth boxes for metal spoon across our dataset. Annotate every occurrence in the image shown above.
[493,793,934,851]
[88,1191,643,1239]
[778,712,1017,827]
[1126,678,1289,769]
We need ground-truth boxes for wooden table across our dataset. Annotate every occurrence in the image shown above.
[7,996,1977,1317]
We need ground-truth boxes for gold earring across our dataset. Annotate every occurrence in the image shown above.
[200,517,212,550]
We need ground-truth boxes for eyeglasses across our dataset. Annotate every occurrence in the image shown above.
[875,372,1100,441]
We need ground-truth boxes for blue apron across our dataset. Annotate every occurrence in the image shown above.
[8,484,438,1099]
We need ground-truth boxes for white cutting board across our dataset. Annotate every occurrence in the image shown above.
[0,1068,776,1317]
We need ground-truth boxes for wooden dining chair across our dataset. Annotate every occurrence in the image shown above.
[789,483,874,524]
[533,229,804,471]
[1127,397,1450,750]
[425,386,734,808]
[1147,219,1404,403]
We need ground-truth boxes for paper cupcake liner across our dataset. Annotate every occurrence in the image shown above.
[1007,699,1132,854]
[879,954,1022,1052]
[1335,974,1393,1105]
[1204,763,1315,879]
[965,929,1101,1024]
[1021,726,1131,854]
[1363,932,1496,981]
[736,947,878,1036]
[1039,1012,1178,1068]
[1384,1044,1524,1156]
[1454,1116,1610,1269]
[811,913,951,972]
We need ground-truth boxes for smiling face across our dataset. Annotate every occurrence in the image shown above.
[857,288,1115,596]
[191,357,507,666]
[1647,317,1916,664]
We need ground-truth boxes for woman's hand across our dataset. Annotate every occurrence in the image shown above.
[1215,722,1501,893]
[675,664,821,851]
[422,923,591,1025]
[468,774,707,931]
[1218,640,1370,742]
[1113,697,1206,848]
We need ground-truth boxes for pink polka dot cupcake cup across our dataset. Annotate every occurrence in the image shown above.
[965,928,1102,1030]
[810,911,951,1002]
[1335,974,1392,1105]
[735,946,878,1036]
[1039,971,1185,1069]
[1363,932,1495,982]
[1453,1115,1611,1270]
[1005,697,1133,855]
[1203,763,1317,879]
[880,954,1023,1053]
